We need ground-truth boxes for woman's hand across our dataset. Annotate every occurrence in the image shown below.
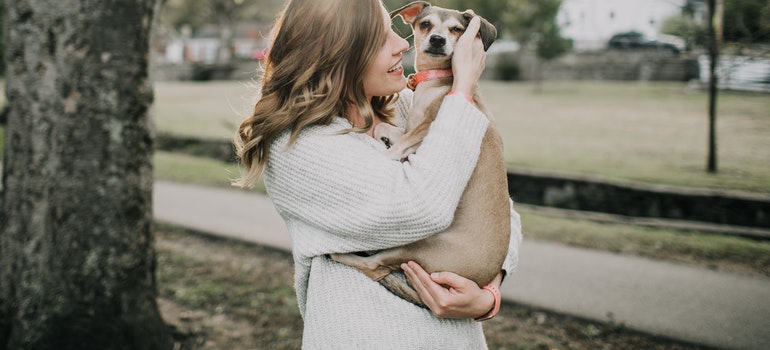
[451,16,486,97]
[402,261,503,319]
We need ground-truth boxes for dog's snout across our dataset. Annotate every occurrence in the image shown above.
[429,35,446,48]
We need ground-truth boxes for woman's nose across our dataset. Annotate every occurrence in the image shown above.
[396,36,409,54]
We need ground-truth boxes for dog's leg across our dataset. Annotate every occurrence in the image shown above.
[373,123,405,150]
[379,274,424,307]
[331,252,427,308]
[329,253,396,281]
[384,104,435,160]
[384,137,422,161]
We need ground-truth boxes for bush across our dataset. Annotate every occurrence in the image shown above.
[496,59,521,81]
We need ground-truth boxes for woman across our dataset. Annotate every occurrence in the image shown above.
[233,0,522,348]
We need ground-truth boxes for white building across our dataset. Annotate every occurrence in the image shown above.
[557,0,692,51]
[157,23,270,65]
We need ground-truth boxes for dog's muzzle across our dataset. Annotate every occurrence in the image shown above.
[425,35,447,56]
[429,35,446,48]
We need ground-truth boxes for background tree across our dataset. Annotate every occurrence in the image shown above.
[661,1,709,49]
[723,0,770,44]
[504,0,570,90]
[664,0,769,48]
[0,0,4,77]
[706,0,723,174]
[439,0,508,29]
[1,0,172,348]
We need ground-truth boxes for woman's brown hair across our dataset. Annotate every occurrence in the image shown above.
[233,0,398,188]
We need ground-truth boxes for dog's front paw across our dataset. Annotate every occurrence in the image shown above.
[374,123,404,150]
[380,136,393,149]
[384,142,420,161]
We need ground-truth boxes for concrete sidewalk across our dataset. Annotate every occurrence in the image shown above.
[154,181,770,350]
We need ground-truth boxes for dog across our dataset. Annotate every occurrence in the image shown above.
[331,1,510,307]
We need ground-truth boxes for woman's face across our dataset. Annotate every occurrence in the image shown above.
[362,5,410,99]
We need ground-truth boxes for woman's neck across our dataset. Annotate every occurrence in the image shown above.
[345,104,381,138]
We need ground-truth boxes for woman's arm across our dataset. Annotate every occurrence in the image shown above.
[402,261,499,319]
[502,198,523,278]
[265,95,488,253]
[402,199,523,319]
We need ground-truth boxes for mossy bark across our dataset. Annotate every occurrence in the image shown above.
[1,0,172,349]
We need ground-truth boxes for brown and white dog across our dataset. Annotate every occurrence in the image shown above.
[331,1,510,307]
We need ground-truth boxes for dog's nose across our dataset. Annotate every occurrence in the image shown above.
[429,35,446,48]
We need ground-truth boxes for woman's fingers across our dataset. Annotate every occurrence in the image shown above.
[451,16,486,95]
[459,16,481,44]
[402,261,439,308]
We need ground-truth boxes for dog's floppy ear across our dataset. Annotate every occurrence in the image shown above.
[463,11,497,51]
[391,1,431,25]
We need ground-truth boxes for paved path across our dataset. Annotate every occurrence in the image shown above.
[154,181,770,350]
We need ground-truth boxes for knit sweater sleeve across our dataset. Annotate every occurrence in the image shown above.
[502,198,523,278]
[264,94,488,253]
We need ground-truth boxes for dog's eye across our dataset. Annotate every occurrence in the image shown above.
[451,26,464,33]
[419,21,431,30]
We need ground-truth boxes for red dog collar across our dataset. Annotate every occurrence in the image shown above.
[406,69,454,90]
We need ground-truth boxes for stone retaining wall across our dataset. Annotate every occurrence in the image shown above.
[487,50,700,82]
[507,168,770,229]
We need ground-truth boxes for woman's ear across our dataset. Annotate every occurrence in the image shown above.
[391,1,431,24]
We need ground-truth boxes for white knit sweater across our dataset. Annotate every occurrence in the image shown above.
[264,90,523,349]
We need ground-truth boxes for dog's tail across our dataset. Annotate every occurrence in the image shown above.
[379,274,427,308]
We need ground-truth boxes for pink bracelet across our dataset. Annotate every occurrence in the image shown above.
[474,283,501,321]
[448,90,475,105]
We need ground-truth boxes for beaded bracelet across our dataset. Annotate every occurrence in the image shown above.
[474,283,501,321]
[447,90,475,105]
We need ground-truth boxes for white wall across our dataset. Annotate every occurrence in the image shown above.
[558,0,685,51]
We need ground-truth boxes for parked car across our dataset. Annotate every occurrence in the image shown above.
[608,31,682,54]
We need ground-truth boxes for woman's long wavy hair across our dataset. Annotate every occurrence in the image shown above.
[233,0,399,188]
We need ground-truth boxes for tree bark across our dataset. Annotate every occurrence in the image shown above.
[706,0,722,174]
[1,1,172,349]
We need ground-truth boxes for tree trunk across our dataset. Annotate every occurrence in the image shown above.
[706,0,722,174]
[1,1,172,349]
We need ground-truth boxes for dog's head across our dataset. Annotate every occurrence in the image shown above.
[392,1,497,70]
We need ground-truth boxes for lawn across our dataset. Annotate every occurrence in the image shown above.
[152,81,255,140]
[5,80,767,192]
[482,81,770,193]
[157,226,706,350]
[148,80,770,278]
[153,80,770,193]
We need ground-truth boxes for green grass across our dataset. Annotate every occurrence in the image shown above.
[152,80,770,193]
[520,207,770,276]
[156,228,303,349]
[154,151,237,187]
[153,151,266,193]
[480,81,770,193]
[157,227,701,350]
[152,81,255,140]
[6,80,763,192]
